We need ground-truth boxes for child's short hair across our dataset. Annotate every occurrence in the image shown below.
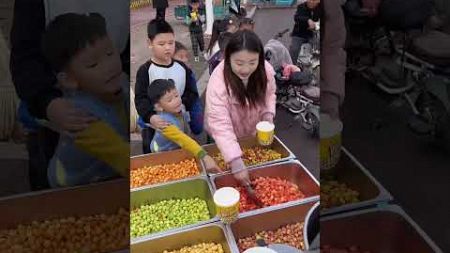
[147,19,174,40]
[41,13,107,73]
[175,41,188,53]
[148,79,177,106]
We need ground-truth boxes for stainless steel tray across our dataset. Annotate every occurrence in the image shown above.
[0,179,129,252]
[210,160,319,217]
[321,204,443,253]
[130,177,218,243]
[131,222,239,253]
[130,148,206,190]
[202,135,296,175]
[320,147,393,216]
[227,201,318,252]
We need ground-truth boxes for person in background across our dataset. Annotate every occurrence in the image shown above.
[10,0,130,190]
[153,0,169,20]
[205,19,226,60]
[239,17,255,31]
[321,0,346,120]
[174,41,190,65]
[224,15,240,33]
[290,0,321,63]
[205,30,277,185]
[147,79,221,173]
[41,13,128,187]
[187,0,206,62]
[208,31,233,75]
[135,19,203,154]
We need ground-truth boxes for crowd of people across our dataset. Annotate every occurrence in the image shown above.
[5,0,332,190]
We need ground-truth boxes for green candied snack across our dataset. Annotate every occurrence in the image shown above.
[130,197,211,238]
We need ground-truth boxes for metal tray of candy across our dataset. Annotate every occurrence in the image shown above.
[131,222,239,252]
[210,160,319,217]
[321,204,443,253]
[130,177,219,244]
[320,147,393,216]
[0,179,129,252]
[130,148,206,191]
[227,201,318,252]
[202,135,296,175]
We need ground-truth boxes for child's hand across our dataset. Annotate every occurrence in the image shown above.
[46,98,97,136]
[149,115,170,130]
[202,155,222,173]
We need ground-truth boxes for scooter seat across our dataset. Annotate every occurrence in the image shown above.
[413,31,450,67]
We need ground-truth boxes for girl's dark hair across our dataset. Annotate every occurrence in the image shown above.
[175,41,188,53]
[207,20,226,54]
[223,30,267,108]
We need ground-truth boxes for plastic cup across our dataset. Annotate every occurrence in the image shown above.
[213,187,240,224]
[256,121,275,146]
[320,113,343,171]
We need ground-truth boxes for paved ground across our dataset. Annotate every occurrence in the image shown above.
[343,71,450,252]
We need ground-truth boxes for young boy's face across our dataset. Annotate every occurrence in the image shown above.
[155,88,182,114]
[306,0,320,9]
[173,49,190,65]
[149,33,175,64]
[65,36,123,102]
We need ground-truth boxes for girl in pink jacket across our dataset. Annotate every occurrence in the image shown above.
[205,30,277,184]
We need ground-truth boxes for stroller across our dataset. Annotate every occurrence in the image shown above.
[264,29,320,136]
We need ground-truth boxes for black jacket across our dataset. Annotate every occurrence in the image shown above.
[153,0,168,9]
[292,3,321,38]
[9,0,130,119]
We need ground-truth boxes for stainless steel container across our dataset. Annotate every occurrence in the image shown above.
[320,147,392,215]
[227,201,318,252]
[0,179,129,252]
[211,160,319,216]
[130,177,218,243]
[202,135,296,175]
[130,148,206,190]
[131,222,239,253]
[321,205,443,253]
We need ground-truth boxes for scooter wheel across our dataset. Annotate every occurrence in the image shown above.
[301,112,319,136]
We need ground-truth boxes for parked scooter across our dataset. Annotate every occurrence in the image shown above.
[265,29,320,136]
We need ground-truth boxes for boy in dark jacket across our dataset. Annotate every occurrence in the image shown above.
[290,0,321,63]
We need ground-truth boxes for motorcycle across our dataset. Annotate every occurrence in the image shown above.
[264,28,320,136]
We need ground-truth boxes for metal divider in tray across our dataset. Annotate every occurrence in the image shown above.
[131,222,238,253]
[202,135,296,176]
[321,147,393,216]
[321,204,443,253]
[210,160,320,217]
[130,148,206,191]
[130,177,219,244]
